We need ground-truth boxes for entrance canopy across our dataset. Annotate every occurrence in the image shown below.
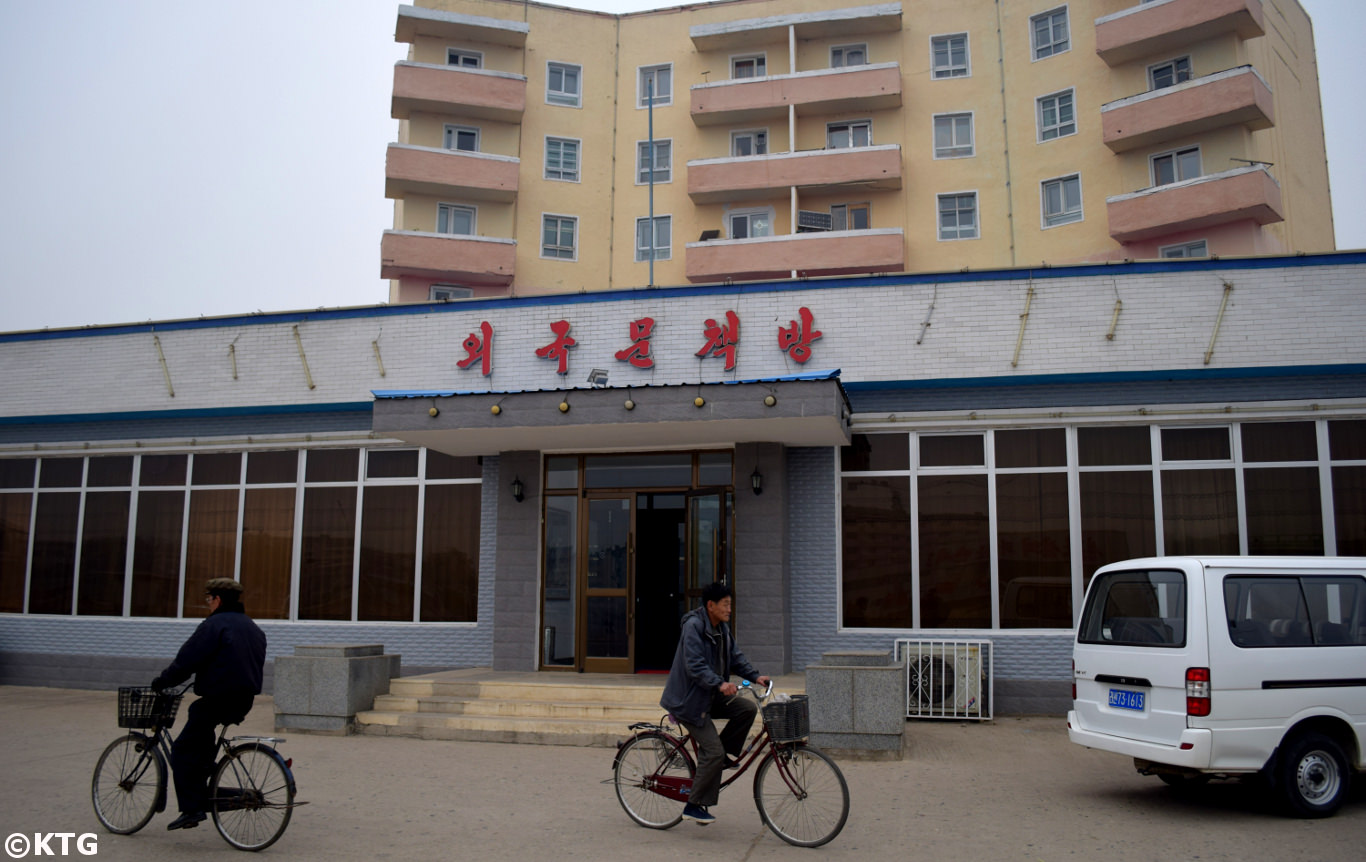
[372,369,851,456]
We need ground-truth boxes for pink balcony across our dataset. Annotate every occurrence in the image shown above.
[384,145,519,202]
[1102,66,1274,152]
[390,62,526,123]
[1095,0,1265,66]
[380,231,516,286]
[690,63,901,127]
[685,229,904,283]
[1105,166,1283,242]
[687,145,901,204]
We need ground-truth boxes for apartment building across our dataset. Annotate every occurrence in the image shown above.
[382,0,1332,303]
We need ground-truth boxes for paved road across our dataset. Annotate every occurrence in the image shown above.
[1,686,1361,861]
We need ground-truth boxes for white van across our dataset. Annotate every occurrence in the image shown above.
[1068,556,1366,817]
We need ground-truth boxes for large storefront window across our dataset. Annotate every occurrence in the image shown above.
[839,419,1366,630]
[0,446,481,621]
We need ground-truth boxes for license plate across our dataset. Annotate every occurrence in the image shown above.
[1108,689,1145,711]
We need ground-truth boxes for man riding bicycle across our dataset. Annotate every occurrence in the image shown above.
[151,577,266,831]
[660,581,770,825]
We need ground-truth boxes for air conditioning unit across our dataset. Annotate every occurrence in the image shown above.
[893,639,993,720]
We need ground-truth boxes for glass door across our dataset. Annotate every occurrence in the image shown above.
[581,496,633,673]
[686,489,732,601]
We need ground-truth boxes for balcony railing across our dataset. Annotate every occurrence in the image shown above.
[391,62,527,123]
[690,63,901,127]
[1102,66,1274,152]
[380,230,516,286]
[384,144,520,202]
[1105,165,1282,242]
[687,145,901,204]
[1095,0,1265,66]
[684,228,904,283]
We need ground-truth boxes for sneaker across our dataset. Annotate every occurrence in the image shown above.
[682,803,715,825]
[166,811,206,831]
[723,756,741,770]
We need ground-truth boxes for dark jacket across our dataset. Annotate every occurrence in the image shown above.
[659,606,759,726]
[154,602,266,699]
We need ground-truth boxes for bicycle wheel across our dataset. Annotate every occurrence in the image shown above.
[209,742,295,851]
[613,731,695,829]
[91,733,165,835]
[753,744,849,847]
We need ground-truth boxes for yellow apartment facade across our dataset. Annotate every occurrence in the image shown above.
[382,0,1332,303]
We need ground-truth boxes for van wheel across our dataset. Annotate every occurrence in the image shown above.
[1276,732,1351,818]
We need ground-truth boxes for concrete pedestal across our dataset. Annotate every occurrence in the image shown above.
[806,650,905,759]
[273,644,400,735]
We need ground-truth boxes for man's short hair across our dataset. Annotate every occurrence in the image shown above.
[701,581,732,606]
[205,578,244,598]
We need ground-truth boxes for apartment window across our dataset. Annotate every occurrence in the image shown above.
[832,203,870,231]
[1150,57,1192,91]
[1152,146,1201,186]
[447,49,482,68]
[635,216,671,261]
[731,130,767,157]
[931,34,969,78]
[430,285,473,301]
[1041,174,1083,227]
[545,137,580,182]
[732,54,765,78]
[636,140,671,184]
[728,208,772,240]
[831,44,868,67]
[938,192,978,240]
[444,125,479,152]
[933,113,974,158]
[1161,240,1209,258]
[541,215,577,260]
[638,64,672,106]
[1037,90,1076,141]
[827,120,871,149]
[547,62,581,107]
[437,203,475,236]
[1031,8,1069,59]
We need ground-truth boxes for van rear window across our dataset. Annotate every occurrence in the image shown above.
[1224,575,1366,648]
[1078,569,1186,647]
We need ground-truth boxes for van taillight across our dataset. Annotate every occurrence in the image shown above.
[1186,667,1211,717]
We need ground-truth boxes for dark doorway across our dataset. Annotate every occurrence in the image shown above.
[633,493,686,671]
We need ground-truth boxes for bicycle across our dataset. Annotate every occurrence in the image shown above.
[91,685,301,851]
[611,680,850,847]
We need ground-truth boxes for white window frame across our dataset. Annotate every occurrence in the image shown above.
[1030,7,1070,61]
[546,61,582,108]
[637,63,672,107]
[933,112,975,159]
[1037,89,1077,142]
[731,129,768,157]
[831,203,871,231]
[930,33,970,79]
[831,43,868,67]
[444,124,480,152]
[544,136,581,183]
[1150,145,1202,187]
[437,203,476,236]
[731,53,766,79]
[1148,56,1192,91]
[1160,239,1209,258]
[635,215,672,262]
[726,206,774,240]
[937,191,979,241]
[636,139,672,185]
[447,47,483,68]
[430,285,474,301]
[1041,174,1083,228]
[827,119,872,149]
[540,213,578,261]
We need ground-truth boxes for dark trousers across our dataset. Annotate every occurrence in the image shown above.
[171,694,254,814]
[680,690,758,807]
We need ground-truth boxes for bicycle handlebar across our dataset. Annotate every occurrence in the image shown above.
[737,678,774,701]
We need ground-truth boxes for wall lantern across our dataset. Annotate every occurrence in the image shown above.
[750,468,763,496]
[511,477,525,503]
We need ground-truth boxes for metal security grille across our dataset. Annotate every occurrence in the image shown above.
[894,639,994,721]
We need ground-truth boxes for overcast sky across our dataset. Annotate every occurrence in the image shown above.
[1,0,1361,333]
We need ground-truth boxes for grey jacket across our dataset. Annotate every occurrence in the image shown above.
[659,606,759,726]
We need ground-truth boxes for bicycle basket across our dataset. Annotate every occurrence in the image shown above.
[117,686,183,729]
[761,694,810,743]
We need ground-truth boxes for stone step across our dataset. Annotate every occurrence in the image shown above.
[371,693,666,722]
[387,677,666,706]
[354,710,658,747]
